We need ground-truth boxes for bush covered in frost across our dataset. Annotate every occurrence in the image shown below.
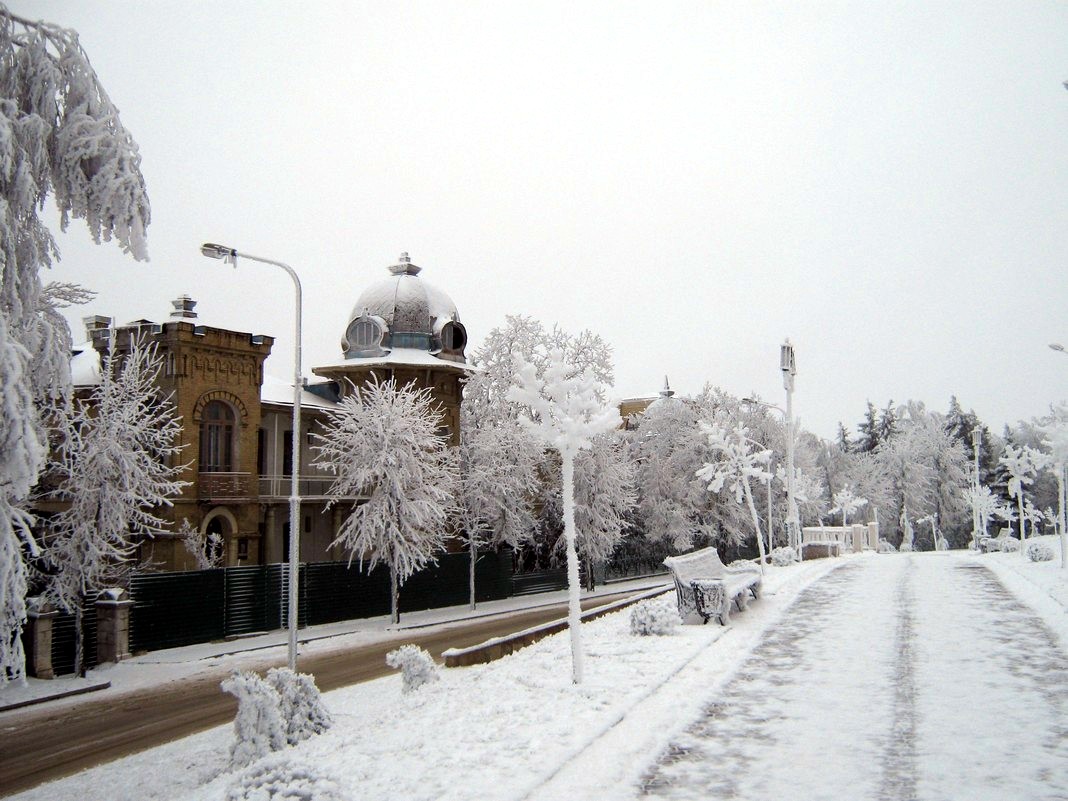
[386,644,439,693]
[629,596,682,636]
[226,754,350,801]
[266,667,332,745]
[878,539,897,553]
[898,541,913,553]
[221,671,287,770]
[1026,541,1054,562]
[770,546,796,566]
[999,536,1020,553]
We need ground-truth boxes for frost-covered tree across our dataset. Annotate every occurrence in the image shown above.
[572,430,635,586]
[999,443,1047,552]
[830,485,868,527]
[0,8,149,684]
[629,395,712,551]
[456,416,539,609]
[42,338,184,676]
[696,422,773,573]
[508,350,619,685]
[1039,403,1068,568]
[313,377,456,625]
[963,484,999,547]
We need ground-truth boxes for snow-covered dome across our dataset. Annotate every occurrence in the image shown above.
[341,253,467,363]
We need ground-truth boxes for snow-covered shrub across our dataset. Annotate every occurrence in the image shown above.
[770,546,797,566]
[386,645,439,693]
[1026,541,1054,562]
[226,754,350,801]
[898,541,913,553]
[999,536,1020,553]
[878,539,897,553]
[221,671,286,770]
[629,596,682,636]
[265,668,332,745]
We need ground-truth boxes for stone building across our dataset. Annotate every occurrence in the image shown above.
[71,253,469,571]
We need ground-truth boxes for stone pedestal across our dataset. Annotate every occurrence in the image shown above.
[95,590,134,665]
[24,605,59,679]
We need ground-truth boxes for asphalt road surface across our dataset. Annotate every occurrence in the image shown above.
[0,591,639,797]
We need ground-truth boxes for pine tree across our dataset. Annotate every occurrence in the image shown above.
[855,401,880,453]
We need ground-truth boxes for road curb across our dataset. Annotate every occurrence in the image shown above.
[0,679,111,713]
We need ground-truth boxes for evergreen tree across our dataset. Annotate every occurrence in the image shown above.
[836,422,852,453]
[856,401,880,453]
[878,400,898,444]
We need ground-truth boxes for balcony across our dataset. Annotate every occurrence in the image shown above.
[258,474,344,501]
[199,472,256,501]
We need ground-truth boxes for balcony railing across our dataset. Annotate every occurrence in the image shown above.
[259,474,340,500]
[199,472,256,501]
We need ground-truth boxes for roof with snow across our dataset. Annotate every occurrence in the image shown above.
[260,375,339,410]
[70,342,102,386]
[331,253,468,370]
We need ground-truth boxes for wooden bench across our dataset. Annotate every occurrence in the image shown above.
[663,547,762,625]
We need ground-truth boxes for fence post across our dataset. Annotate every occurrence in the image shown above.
[24,599,59,679]
[95,588,134,664]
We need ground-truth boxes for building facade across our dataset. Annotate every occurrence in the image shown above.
[72,254,469,572]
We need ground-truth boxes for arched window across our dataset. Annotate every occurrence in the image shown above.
[441,321,466,352]
[344,316,384,355]
[199,400,236,472]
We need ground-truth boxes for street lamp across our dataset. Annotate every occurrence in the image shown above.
[780,340,799,553]
[1050,343,1066,354]
[201,242,303,671]
[971,427,983,549]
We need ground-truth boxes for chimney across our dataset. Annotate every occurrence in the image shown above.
[83,315,112,341]
[170,295,198,320]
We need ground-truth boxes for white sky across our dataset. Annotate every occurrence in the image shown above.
[26,0,1068,439]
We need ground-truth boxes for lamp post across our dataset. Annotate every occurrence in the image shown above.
[1050,343,1067,355]
[200,243,303,671]
[971,427,982,549]
[781,340,798,554]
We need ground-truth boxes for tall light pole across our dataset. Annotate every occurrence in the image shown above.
[201,243,303,671]
[971,427,983,549]
[781,340,799,553]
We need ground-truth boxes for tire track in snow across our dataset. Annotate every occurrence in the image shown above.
[876,557,917,801]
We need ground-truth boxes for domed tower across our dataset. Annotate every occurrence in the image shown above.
[312,253,470,443]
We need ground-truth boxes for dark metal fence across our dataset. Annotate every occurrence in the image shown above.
[128,549,514,655]
[50,599,98,676]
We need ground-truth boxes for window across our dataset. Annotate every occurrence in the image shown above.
[256,428,266,475]
[441,322,466,352]
[344,316,383,354]
[237,538,249,561]
[199,401,235,472]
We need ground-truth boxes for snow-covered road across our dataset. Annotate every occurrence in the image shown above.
[638,555,1068,801]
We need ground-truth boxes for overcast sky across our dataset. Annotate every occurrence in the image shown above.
[28,0,1068,439]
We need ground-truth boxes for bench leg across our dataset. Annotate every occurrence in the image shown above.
[719,603,730,625]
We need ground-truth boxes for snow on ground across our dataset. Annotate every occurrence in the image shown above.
[0,575,668,710]
[7,557,841,801]
[10,545,1067,801]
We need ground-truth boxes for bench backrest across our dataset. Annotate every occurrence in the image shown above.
[663,547,728,585]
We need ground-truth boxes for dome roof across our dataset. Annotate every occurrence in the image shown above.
[339,253,467,363]
[349,253,459,335]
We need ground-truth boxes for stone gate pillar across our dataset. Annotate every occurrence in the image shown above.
[95,588,134,665]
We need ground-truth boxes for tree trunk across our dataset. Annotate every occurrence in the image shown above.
[74,599,85,678]
[562,453,584,685]
[390,562,399,625]
[1059,466,1067,569]
[469,537,477,611]
[1018,494,1026,558]
[742,480,766,575]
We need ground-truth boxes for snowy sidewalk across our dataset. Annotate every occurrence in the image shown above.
[634,554,1068,801]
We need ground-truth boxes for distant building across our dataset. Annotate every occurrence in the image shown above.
[70,254,470,571]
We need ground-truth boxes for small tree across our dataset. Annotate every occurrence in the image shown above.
[696,422,773,573]
[1039,405,1068,568]
[508,350,620,685]
[456,417,539,609]
[313,377,456,625]
[830,485,868,527]
[999,443,1047,555]
[963,484,999,547]
[42,338,185,676]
